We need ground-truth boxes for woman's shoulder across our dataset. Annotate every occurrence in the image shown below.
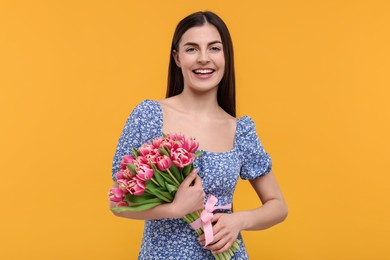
[236,115,256,134]
[235,114,268,146]
[124,99,162,141]
[155,96,180,112]
[125,99,162,125]
[133,99,160,113]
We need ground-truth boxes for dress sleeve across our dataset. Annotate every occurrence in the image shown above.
[238,116,272,180]
[111,101,147,181]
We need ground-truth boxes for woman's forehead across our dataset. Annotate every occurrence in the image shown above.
[179,24,222,46]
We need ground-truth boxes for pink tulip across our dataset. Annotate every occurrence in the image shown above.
[116,201,129,207]
[135,156,148,166]
[152,137,163,148]
[108,187,125,202]
[127,177,146,195]
[168,133,186,143]
[117,178,145,195]
[171,140,182,150]
[123,168,134,179]
[136,164,154,181]
[171,147,195,167]
[144,148,161,165]
[120,155,135,169]
[138,144,155,156]
[159,137,174,150]
[117,179,129,190]
[116,170,126,180]
[182,137,199,153]
[156,155,172,171]
[116,169,134,180]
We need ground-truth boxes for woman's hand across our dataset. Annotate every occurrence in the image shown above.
[198,213,243,254]
[171,169,205,218]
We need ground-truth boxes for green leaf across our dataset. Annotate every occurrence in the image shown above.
[155,188,173,201]
[111,202,162,212]
[145,181,171,202]
[125,193,161,205]
[166,183,178,194]
[152,190,172,202]
[170,164,183,182]
[157,170,177,186]
[132,147,139,158]
[127,163,137,175]
[126,197,163,205]
[162,132,168,138]
[158,147,169,156]
[195,151,203,157]
[145,180,158,193]
[183,164,193,176]
[152,167,166,188]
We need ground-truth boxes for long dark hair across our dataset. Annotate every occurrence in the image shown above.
[166,11,236,117]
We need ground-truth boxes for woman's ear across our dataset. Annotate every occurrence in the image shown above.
[172,50,181,68]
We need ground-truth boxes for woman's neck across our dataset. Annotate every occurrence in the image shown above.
[173,88,222,117]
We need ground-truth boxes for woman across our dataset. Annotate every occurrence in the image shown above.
[110,11,288,259]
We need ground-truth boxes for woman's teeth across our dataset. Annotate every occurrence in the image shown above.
[193,69,214,74]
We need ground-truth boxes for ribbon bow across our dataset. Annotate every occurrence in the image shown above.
[190,195,231,247]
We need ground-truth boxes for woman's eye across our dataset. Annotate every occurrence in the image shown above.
[185,47,197,53]
[210,46,222,52]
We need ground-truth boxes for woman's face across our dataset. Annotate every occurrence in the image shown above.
[173,23,225,93]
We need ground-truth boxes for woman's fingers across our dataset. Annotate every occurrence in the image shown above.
[173,168,205,216]
[181,168,198,186]
[193,174,204,189]
[199,213,240,253]
[205,229,234,253]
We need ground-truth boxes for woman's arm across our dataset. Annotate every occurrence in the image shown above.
[110,170,205,220]
[201,172,288,253]
[236,171,288,230]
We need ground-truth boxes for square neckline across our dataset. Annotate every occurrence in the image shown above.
[149,99,242,155]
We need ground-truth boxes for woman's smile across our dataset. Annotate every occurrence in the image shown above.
[173,23,225,92]
[192,68,216,79]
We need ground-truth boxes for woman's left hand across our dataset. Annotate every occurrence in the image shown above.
[198,213,242,254]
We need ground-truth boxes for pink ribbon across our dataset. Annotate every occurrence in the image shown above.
[190,195,231,247]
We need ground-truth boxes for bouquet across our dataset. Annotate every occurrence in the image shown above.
[109,133,240,259]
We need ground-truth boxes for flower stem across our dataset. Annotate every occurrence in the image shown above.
[150,177,160,187]
[167,169,180,185]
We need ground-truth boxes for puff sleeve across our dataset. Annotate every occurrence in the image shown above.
[237,116,272,180]
[111,100,161,180]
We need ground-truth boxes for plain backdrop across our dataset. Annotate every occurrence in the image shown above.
[1,0,389,259]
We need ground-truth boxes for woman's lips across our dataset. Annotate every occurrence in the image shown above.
[192,69,215,79]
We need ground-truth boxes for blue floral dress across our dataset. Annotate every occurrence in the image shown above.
[112,99,272,260]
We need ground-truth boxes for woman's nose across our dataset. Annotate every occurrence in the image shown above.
[197,50,210,63]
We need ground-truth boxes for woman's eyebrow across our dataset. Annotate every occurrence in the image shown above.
[183,40,223,46]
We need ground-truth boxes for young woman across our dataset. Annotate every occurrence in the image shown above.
[110,11,288,259]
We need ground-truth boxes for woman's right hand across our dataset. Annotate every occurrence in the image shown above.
[171,169,205,217]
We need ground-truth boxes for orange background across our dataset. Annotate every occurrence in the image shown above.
[1,1,389,259]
